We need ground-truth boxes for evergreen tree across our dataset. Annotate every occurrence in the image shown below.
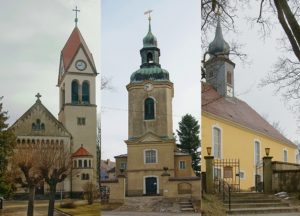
[176,114,200,176]
[0,97,16,197]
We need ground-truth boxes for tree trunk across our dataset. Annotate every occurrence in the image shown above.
[27,186,35,216]
[47,183,57,216]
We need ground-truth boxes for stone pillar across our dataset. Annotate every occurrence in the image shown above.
[263,156,273,193]
[205,156,214,193]
[161,167,171,197]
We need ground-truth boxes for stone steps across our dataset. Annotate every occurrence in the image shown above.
[227,206,299,215]
[225,192,300,215]
[227,202,290,209]
[179,200,195,212]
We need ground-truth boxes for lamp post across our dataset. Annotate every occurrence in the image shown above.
[265,148,270,156]
[207,147,212,156]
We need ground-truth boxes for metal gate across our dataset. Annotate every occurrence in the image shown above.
[213,158,240,192]
[255,159,263,192]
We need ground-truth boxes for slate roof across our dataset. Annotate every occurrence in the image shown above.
[72,145,92,157]
[202,82,295,146]
[61,27,96,72]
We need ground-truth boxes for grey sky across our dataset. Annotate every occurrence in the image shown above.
[101,0,201,160]
[1,1,100,128]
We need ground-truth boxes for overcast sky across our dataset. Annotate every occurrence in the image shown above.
[101,0,201,160]
[1,1,298,162]
[1,1,100,128]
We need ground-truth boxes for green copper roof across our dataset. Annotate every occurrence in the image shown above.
[130,66,169,83]
[143,21,157,48]
[208,16,230,56]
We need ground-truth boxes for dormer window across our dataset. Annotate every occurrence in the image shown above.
[147,52,153,63]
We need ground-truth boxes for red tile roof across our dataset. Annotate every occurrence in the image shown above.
[72,146,92,157]
[61,27,96,71]
[202,82,295,146]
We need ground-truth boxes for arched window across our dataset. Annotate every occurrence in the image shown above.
[32,119,45,131]
[79,160,82,168]
[71,80,79,103]
[82,81,90,104]
[227,71,232,85]
[144,98,155,120]
[254,141,261,165]
[86,174,90,180]
[89,160,91,168]
[84,160,87,168]
[147,52,153,63]
[213,127,221,158]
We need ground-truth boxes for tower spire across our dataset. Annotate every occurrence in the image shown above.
[73,6,80,27]
[144,10,153,33]
[208,8,230,57]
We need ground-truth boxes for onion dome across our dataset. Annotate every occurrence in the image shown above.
[143,22,158,48]
[208,16,230,56]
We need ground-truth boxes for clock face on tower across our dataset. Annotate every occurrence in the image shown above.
[75,59,87,71]
[226,85,233,97]
[144,83,153,91]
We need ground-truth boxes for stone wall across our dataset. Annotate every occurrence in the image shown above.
[101,177,125,203]
[161,176,201,200]
[271,161,300,192]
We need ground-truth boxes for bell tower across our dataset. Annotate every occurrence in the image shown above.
[204,15,235,98]
[57,22,98,191]
[127,15,173,140]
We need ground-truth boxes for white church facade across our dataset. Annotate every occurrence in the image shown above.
[10,25,98,197]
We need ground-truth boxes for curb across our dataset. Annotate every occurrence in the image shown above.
[54,208,72,216]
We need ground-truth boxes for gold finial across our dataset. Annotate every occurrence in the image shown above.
[73,6,80,27]
[144,9,153,22]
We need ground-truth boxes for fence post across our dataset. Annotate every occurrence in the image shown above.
[263,156,273,193]
[205,155,214,193]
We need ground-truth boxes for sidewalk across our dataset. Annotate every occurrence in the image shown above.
[102,211,200,216]
[0,200,64,216]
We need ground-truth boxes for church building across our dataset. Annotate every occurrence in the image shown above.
[201,15,298,190]
[102,16,200,200]
[10,20,98,196]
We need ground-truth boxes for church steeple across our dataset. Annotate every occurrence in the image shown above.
[208,15,230,57]
[130,16,169,83]
[204,12,235,98]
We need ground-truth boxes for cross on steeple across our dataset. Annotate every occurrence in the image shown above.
[144,10,153,22]
[73,6,80,27]
[35,93,42,101]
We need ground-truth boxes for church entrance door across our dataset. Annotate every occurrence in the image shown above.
[145,177,157,195]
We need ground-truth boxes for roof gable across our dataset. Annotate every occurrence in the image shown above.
[10,99,71,137]
[202,82,295,146]
[60,27,96,74]
[72,145,92,157]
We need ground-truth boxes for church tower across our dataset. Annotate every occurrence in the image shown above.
[125,15,176,196]
[57,23,98,193]
[204,15,235,98]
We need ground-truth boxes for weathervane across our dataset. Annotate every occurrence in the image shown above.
[73,6,80,27]
[144,10,153,23]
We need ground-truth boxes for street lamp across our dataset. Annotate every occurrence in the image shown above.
[207,147,212,156]
[265,147,270,156]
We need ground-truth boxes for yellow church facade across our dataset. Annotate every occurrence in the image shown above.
[202,111,297,190]
[201,16,297,191]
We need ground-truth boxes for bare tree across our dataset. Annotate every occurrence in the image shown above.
[37,145,72,216]
[11,146,43,216]
[82,181,98,205]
